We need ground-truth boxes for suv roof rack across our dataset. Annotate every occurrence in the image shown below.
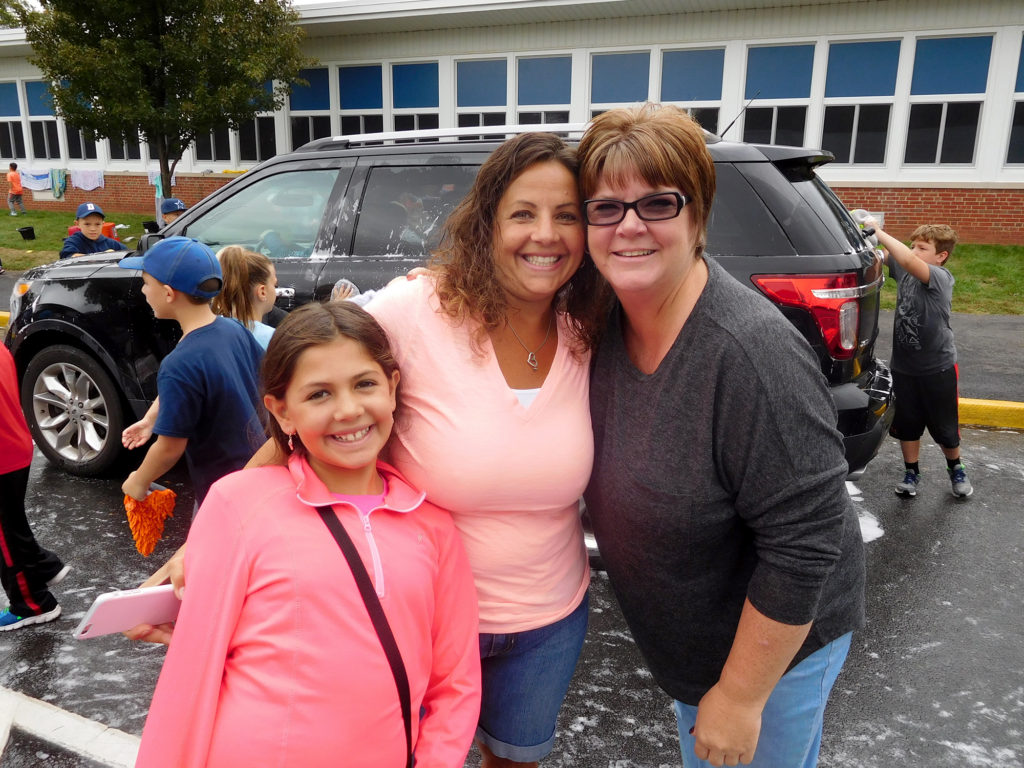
[298,123,591,151]
[299,121,721,152]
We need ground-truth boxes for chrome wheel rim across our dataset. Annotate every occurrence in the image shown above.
[30,361,110,464]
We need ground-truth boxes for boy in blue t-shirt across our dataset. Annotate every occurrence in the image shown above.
[119,236,265,508]
[59,202,128,259]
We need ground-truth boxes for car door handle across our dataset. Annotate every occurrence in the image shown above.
[275,287,295,298]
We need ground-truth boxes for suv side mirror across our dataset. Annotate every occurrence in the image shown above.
[138,232,165,253]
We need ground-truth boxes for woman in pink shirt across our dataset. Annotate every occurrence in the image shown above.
[136,302,481,768]
[136,133,609,768]
[367,132,609,768]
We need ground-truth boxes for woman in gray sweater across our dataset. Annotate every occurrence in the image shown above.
[579,103,865,768]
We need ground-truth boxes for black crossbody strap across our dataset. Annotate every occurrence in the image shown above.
[317,506,412,768]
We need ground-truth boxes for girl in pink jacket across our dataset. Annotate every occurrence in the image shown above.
[136,301,481,768]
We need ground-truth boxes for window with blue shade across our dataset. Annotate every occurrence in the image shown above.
[25,81,54,116]
[1016,35,1024,93]
[745,46,814,100]
[339,65,383,110]
[0,83,19,117]
[393,63,439,109]
[290,68,330,111]
[591,52,650,103]
[518,57,571,105]
[825,41,900,98]
[661,49,724,102]
[911,37,992,95]
[457,60,506,107]
[1007,102,1024,163]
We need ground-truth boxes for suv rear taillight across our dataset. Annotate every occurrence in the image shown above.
[753,272,863,360]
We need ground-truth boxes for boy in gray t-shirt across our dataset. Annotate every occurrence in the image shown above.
[866,219,972,499]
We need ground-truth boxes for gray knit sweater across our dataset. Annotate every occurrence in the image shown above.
[585,258,866,705]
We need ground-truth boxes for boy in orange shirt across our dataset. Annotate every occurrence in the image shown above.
[7,162,26,216]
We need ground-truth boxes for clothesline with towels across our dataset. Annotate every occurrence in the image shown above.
[71,169,104,191]
[18,168,107,192]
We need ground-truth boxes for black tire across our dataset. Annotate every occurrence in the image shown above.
[21,344,127,477]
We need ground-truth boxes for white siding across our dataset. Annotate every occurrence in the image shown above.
[0,0,1021,185]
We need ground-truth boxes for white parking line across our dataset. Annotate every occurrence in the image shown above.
[848,481,885,543]
[0,686,139,766]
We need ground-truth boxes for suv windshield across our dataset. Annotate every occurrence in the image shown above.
[184,168,341,259]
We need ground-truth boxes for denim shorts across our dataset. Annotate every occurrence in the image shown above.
[475,592,589,762]
[673,632,852,768]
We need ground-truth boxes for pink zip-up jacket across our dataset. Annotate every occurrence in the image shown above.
[136,455,481,768]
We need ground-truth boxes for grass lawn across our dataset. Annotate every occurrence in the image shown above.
[878,243,1024,315]
[2,210,1021,314]
[0,208,155,269]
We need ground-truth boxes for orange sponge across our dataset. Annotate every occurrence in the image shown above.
[124,488,176,556]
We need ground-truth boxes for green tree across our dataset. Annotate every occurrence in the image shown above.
[3,0,312,205]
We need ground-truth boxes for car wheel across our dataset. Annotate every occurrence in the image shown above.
[21,344,127,477]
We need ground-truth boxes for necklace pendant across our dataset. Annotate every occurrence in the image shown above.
[526,352,539,371]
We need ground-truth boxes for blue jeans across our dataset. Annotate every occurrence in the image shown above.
[674,632,852,768]
[476,592,589,762]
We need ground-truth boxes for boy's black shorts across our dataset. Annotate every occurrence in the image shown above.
[889,365,961,449]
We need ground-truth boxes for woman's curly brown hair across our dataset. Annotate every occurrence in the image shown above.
[429,132,611,354]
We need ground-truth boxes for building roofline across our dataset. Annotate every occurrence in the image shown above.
[0,0,858,48]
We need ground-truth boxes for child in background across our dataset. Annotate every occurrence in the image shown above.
[119,237,264,509]
[7,162,26,216]
[213,246,278,349]
[60,203,127,259]
[136,301,481,768]
[0,344,71,631]
[121,246,277,450]
[865,218,973,499]
[160,198,187,227]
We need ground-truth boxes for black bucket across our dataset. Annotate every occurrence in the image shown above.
[142,220,160,234]
[17,226,34,240]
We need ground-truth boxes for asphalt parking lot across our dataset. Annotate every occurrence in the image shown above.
[2,268,1022,766]
[1,426,1021,768]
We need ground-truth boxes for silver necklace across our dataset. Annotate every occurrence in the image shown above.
[507,314,554,372]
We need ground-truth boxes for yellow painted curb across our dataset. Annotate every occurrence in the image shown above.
[960,398,1024,429]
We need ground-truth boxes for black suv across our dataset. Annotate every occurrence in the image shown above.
[5,125,893,478]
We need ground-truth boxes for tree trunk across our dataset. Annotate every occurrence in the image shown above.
[158,137,173,206]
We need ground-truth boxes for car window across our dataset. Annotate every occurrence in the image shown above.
[351,165,479,259]
[706,163,796,257]
[793,175,865,253]
[184,168,342,259]
[736,162,854,256]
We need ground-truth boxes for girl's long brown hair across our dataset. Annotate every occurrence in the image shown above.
[212,246,273,329]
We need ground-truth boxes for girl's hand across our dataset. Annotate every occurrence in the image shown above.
[123,547,187,645]
[404,266,433,280]
[124,621,174,646]
[692,683,762,766]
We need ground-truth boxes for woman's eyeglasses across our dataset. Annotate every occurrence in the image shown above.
[583,191,690,226]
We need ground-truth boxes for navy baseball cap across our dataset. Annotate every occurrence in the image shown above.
[76,202,104,218]
[160,198,187,215]
[119,236,222,299]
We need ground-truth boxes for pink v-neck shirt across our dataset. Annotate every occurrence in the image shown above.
[369,277,592,633]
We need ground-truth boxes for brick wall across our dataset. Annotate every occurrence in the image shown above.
[24,173,1024,246]
[26,173,238,218]
[832,186,1024,246]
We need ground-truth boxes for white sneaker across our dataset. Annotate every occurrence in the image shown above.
[0,604,61,631]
